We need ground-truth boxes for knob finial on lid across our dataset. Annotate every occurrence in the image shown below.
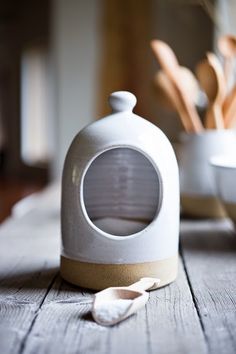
[108,91,137,113]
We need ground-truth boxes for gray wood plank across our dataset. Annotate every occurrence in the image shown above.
[19,259,207,354]
[19,276,107,354]
[107,258,207,354]
[3,184,233,354]
[0,208,60,354]
[181,219,236,354]
[145,258,207,354]
[0,196,207,354]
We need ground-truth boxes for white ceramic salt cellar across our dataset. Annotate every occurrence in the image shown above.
[61,91,179,290]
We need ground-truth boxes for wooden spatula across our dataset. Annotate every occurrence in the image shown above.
[151,39,203,133]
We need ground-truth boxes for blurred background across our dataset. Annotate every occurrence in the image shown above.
[0,0,234,221]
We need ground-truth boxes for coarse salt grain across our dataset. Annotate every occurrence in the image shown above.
[94,299,132,324]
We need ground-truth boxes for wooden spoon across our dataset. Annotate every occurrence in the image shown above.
[196,53,225,129]
[153,71,175,111]
[218,34,236,84]
[153,67,200,111]
[92,277,160,326]
[153,70,199,132]
[151,39,203,133]
[222,85,236,128]
[150,40,179,78]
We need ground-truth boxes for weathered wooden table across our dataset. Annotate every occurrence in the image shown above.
[0,185,235,354]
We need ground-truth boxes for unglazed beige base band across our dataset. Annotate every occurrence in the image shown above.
[60,255,178,290]
[181,194,226,218]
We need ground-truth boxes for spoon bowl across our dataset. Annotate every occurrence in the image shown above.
[196,53,225,129]
[92,277,160,326]
[196,59,217,101]
[154,67,200,110]
[150,39,179,77]
[218,35,236,58]
[151,39,203,133]
[218,34,236,84]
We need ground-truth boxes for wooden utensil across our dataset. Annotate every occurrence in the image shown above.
[153,67,200,111]
[92,277,160,326]
[196,53,225,129]
[153,70,199,132]
[153,71,175,110]
[222,85,236,128]
[151,40,204,133]
[150,39,179,78]
[218,34,236,84]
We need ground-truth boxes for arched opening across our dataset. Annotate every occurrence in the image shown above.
[83,148,162,236]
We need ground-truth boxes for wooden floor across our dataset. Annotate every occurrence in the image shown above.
[0,185,235,354]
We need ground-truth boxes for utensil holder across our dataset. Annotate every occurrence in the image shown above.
[178,130,236,218]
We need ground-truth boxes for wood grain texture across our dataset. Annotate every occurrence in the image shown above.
[0,185,236,354]
[15,259,207,354]
[145,258,207,354]
[181,219,236,354]
[0,204,60,354]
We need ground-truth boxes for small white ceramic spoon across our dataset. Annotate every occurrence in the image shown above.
[92,277,160,326]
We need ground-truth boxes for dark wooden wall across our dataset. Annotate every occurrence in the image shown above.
[98,0,214,141]
[0,0,50,180]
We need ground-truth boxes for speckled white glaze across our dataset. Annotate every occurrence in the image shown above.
[61,91,179,264]
[179,130,236,197]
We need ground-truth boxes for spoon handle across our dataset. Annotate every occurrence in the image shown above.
[166,69,204,133]
[223,86,236,128]
[205,104,224,129]
[127,277,160,292]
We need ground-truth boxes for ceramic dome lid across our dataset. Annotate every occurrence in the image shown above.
[69,91,173,157]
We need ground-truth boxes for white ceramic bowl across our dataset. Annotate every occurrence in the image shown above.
[210,155,236,225]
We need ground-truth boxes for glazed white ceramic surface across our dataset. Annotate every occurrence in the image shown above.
[61,91,179,264]
[179,130,236,197]
[210,156,236,205]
